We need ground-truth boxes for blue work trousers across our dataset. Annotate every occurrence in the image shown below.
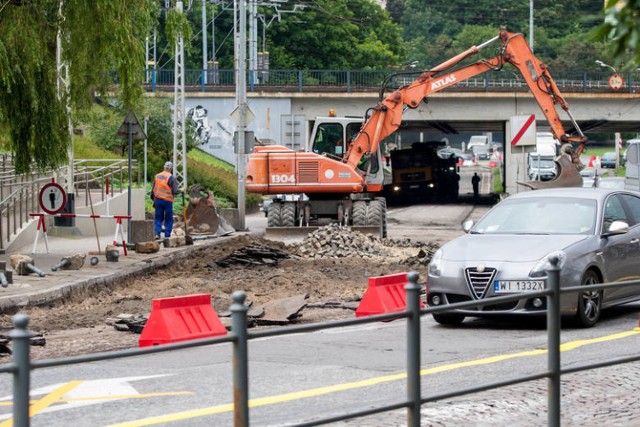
[154,198,174,237]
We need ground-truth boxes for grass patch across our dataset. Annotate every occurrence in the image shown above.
[74,135,120,160]
[492,166,504,194]
[188,148,235,172]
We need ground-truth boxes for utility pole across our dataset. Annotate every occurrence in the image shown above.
[173,1,188,191]
[56,1,73,192]
[249,0,257,85]
[56,0,75,221]
[234,0,247,231]
[202,0,208,84]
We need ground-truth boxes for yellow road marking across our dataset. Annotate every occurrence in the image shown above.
[0,391,193,407]
[0,381,82,427]
[107,328,640,427]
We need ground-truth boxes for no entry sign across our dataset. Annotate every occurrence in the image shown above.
[39,182,67,215]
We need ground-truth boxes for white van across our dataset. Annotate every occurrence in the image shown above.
[467,135,489,151]
[625,139,640,191]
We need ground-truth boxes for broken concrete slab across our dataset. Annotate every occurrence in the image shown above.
[255,294,308,325]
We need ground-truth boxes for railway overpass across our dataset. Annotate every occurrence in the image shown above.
[153,72,640,194]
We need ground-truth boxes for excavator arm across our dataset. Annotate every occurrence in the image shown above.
[344,30,587,179]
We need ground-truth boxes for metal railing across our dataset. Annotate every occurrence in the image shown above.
[2,261,639,426]
[0,158,139,252]
[145,68,640,94]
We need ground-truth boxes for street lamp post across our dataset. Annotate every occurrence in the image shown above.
[595,60,617,73]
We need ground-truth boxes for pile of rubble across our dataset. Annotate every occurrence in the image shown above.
[214,243,290,267]
[293,224,390,259]
[292,224,440,264]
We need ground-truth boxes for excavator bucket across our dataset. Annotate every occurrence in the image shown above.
[185,184,235,236]
[518,153,583,190]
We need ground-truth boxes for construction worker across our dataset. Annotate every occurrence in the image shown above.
[151,161,181,240]
[472,172,481,199]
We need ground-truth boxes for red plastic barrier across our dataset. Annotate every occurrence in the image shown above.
[355,272,425,318]
[588,155,596,167]
[139,294,227,347]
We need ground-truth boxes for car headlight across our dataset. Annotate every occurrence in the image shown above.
[529,250,567,278]
[428,249,443,277]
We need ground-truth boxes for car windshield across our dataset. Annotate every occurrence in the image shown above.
[473,197,597,235]
[603,153,616,160]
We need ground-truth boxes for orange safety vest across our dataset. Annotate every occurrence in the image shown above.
[153,171,174,202]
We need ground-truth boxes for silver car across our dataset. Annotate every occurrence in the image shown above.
[427,188,640,327]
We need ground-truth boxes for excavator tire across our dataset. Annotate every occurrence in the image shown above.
[281,202,296,227]
[366,199,384,225]
[267,202,283,227]
[352,201,367,226]
[375,197,388,238]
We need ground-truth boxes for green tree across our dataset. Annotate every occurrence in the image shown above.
[595,0,640,68]
[267,0,404,69]
[0,0,157,174]
[84,97,197,167]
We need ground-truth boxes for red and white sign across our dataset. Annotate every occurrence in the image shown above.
[608,73,624,91]
[510,114,536,147]
[38,182,66,215]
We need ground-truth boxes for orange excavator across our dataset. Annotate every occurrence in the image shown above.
[245,30,587,233]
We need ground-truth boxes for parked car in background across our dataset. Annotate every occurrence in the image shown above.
[471,144,490,160]
[458,152,475,167]
[600,152,619,168]
[427,187,640,328]
[437,147,463,159]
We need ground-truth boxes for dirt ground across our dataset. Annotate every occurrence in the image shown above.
[0,232,438,360]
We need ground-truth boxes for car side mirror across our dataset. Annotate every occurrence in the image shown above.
[462,220,474,233]
[603,220,629,236]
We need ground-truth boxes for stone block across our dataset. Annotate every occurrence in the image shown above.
[135,241,160,253]
[163,236,186,248]
[131,220,155,244]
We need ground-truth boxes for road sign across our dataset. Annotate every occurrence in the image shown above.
[510,114,536,146]
[230,105,255,127]
[39,182,67,215]
[116,111,147,141]
[608,73,624,91]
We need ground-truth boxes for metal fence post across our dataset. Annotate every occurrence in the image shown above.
[231,291,249,427]
[546,256,561,427]
[405,271,421,427]
[11,314,33,427]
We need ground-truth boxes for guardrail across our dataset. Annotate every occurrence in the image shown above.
[0,158,139,253]
[145,68,640,94]
[2,260,639,426]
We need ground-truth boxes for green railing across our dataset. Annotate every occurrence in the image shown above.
[146,68,640,95]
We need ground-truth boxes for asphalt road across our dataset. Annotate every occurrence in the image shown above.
[1,299,638,426]
[1,202,639,426]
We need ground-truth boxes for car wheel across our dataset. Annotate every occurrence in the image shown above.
[432,313,465,325]
[574,270,602,328]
